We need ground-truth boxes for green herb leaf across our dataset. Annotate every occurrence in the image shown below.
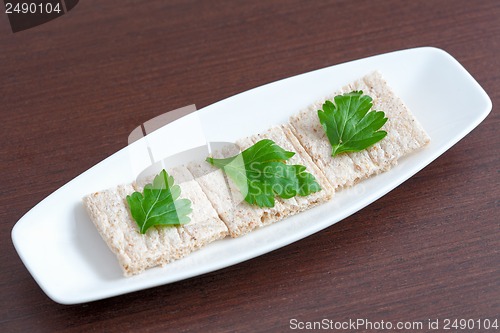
[317,91,388,157]
[206,139,321,208]
[126,169,192,234]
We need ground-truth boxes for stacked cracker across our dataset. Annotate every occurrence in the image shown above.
[83,72,430,276]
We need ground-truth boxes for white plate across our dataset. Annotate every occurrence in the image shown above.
[12,47,492,304]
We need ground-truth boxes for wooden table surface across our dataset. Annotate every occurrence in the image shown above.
[1,0,498,332]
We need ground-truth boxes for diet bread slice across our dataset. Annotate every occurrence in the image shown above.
[188,128,334,238]
[250,125,334,214]
[187,138,287,238]
[83,184,184,276]
[348,71,430,163]
[83,166,228,276]
[289,71,430,189]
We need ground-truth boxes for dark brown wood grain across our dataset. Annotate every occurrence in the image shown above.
[1,0,498,332]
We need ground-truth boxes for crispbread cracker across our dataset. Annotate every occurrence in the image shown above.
[351,72,430,161]
[234,136,290,227]
[187,138,287,238]
[289,71,430,189]
[251,125,334,214]
[189,127,335,238]
[83,166,228,276]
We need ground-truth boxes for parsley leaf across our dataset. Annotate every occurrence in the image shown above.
[317,91,388,157]
[126,169,192,234]
[206,139,321,208]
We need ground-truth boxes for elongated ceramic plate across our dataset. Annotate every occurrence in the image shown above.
[12,47,492,304]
